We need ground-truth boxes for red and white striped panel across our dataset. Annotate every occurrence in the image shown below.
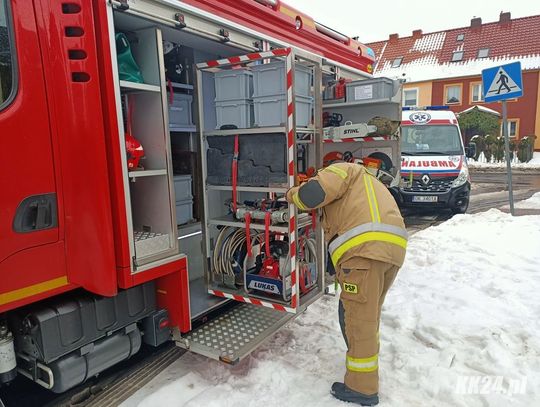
[208,290,295,313]
[196,48,290,69]
[323,136,392,143]
[285,49,298,310]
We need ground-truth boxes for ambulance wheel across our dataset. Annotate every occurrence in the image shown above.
[451,199,469,214]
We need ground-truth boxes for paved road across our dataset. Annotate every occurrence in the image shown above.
[404,171,540,234]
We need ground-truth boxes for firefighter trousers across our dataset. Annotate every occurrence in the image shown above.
[337,258,400,395]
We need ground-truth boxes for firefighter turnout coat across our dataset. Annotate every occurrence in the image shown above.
[286,163,407,269]
[286,162,407,397]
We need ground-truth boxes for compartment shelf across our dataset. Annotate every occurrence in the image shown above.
[204,126,286,137]
[208,215,288,233]
[169,82,194,90]
[203,126,315,137]
[120,80,161,93]
[208,213,313,233]
[323,99,400,108]
[208,284,293,306]
[170,125,197,132]
[134,231,170,259]
[128,169,168,178]
[207,185,288,193]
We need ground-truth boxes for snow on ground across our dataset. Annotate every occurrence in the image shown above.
[514,191,540,209]
[124,209,540,407]
[468,151,540,169]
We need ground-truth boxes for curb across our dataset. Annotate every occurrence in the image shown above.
[469,167,540,174]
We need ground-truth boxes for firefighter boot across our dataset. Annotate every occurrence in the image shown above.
[331,382,379,406]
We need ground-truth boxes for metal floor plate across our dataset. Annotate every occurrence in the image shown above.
[178,303,295,363]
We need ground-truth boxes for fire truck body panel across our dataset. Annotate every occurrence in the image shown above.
[1,0,68,313]
[0,0,385,394]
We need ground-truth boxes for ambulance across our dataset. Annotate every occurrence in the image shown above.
[396,107,476,214]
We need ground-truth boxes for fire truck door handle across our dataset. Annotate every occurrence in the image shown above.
[12,193,58,233]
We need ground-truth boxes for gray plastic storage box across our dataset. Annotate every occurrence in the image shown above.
[252,62,312,97]
[215,99,253,129]
[214,69,253,101]
[176,198,194,225]
[345,77,397,103]
[253,94,312,127]
[173,175,193,202]
[169,93,193,129]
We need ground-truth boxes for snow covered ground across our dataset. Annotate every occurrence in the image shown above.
[124,207,540,407]
[515,191,540,209]
[468,151,540,169]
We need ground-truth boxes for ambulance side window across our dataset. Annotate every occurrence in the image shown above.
[0,0,15,109]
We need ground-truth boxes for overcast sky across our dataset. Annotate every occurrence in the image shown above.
[286,0,540,44]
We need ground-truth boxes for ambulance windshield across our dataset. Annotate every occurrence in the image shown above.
[401,125,463,155]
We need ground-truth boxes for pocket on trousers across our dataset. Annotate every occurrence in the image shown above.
[340,268,369,303]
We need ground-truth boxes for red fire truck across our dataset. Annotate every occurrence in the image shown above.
[0,0,401,395]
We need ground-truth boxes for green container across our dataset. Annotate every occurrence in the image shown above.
[116,33,144,83]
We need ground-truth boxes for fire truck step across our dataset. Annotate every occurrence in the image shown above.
[177,303,296,364]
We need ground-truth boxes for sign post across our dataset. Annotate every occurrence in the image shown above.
[482,62,523,216]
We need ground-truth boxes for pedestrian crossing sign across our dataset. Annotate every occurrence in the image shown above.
[482,62,523,102]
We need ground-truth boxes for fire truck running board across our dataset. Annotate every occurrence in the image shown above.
[176,303,296,364]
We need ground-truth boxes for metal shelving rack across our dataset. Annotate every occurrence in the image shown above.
[111,24,179,273]
[196,48,324,314]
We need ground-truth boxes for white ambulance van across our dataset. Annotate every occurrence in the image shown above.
[395,107,476,214]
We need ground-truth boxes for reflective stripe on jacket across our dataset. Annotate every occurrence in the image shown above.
[286,163,407,267]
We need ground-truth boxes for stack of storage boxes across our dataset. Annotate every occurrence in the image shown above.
[252,62,312,127]
[213,62,313,129]
[173,174,194,225]
[214,69,254,129]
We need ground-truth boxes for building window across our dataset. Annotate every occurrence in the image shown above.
[0,0,16,108]
[470,82,483,103]
[507,119,519,138]
[456,34,465,41]
[403,88,418,107]
[478,48,490,58]
[451,51,464,62]
[391,57,403,68]
[444,84,462,104]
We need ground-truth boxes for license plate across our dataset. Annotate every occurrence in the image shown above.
[412,195,438,203]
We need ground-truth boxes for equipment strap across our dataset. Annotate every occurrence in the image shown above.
[232,135,239,212]
[264,211,271,258]
[245,212,252,257]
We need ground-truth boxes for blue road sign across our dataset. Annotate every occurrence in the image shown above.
[482,62,523,103]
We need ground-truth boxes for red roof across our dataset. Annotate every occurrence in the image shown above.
[366,14,540,82]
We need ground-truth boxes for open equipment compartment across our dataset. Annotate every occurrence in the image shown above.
[107,0,327,364]
[197,49,325,317]
[109,12,181,277]
[322,72,402,189]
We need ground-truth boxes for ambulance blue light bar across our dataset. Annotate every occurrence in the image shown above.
[402,105,450,111]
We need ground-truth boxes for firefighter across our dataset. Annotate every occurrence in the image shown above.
[286,162,407,406]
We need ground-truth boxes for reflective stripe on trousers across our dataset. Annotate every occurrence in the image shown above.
[346,354,379,372]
